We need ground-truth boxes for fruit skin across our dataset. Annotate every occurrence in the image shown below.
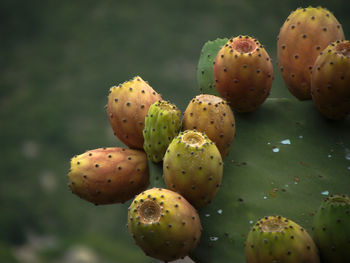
[127,188,202,262]
[245,215,320,263]
[163,130,223,209]
[106,76,162,149]
[311,40,350,120]
[213,35,273,112]
[68,147,149,205]
[312,194,350,263]
[197,38,228,96]
[182,94,235,158]
[277,6,345,100]
[143,100,182,163]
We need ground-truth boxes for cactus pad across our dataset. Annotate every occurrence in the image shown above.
[197,38,228,96]
[147,98,350,262]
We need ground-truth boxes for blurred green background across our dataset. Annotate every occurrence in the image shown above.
[1,0,349,262]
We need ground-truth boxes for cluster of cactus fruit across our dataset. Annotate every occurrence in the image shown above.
[67,5,349,262]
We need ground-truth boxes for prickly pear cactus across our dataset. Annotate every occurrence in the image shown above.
[213,35,274,112]
[312,194,350,263]
[127,188,202,262]
[182,94,235,158]
[143,100,182,163]
[163,130,223,210]
[68,147,149,205]
[311,40,350,120]
[277,6,345,100]
[245,216,320,263]
[148,98,350,263]
[106,76,162,149]
[197,38,228,96]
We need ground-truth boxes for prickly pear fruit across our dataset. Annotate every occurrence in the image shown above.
[106,76,162,149]
[311,40,350,120]
[197,38,228,96]
[68,147,149,205]
[245,215,320,263]
[163,130,223,209]
[182,94,235,157]
[277,6,345,100]
[213,35,273,112]
[312,194,350,263]
[127,188,202,262]
[143,100,182,163]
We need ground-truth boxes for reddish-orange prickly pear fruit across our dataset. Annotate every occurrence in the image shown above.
[277,6,345,100]
[182,94,235,157]
[311,40,350,120]
[106,76,162,149]
[213,35,274,112]
[68,147,149,205]
[127,188,202,262]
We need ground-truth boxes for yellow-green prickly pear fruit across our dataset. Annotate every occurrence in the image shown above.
[245,215,320,263]
[213,35,274,112]
[127,188,202,262]
[311,40,350,119]
[277,6,345,100]
[68,147,149,205]
[143,100,181,163]
[106,76,162,149]
[182,94,235,158]
[312,194,350,263]
[163,130,223,210]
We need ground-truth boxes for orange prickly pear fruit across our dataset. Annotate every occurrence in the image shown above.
[277,6,345,100]
[311,40,350,119]
[213,35,273,112]
[106,76,162,149]
[68,147,149,205]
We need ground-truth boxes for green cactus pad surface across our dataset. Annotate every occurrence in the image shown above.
[148,98,350,262]
[197,38,228,96]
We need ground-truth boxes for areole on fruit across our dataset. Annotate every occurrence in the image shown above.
[335,41,350,57]
[231,37,257,53]
[259,216,288,232]
[196,94,223,104]
[182,131,206,148]
[139,200,161,224]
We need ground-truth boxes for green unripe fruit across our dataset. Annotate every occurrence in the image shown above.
[312,194,350,263]
[143,100,182,163]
